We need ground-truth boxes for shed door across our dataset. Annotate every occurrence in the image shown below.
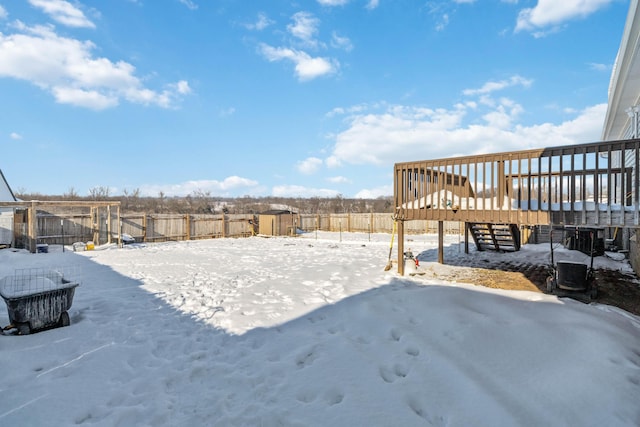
[258,215,275,236]
[0,208,13,246]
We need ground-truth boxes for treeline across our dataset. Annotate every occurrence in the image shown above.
[14,187,394,215]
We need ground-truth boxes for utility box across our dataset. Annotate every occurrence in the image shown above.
[564,227,605,256]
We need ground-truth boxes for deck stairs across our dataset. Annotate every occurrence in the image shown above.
[468,223,521,252]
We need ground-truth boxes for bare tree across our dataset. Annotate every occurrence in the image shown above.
[64,187,79,200]
[122,188,142,211]
[88,186,111,200]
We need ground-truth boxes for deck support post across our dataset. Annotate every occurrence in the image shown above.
[397,219,405,276]
[464,222,469,254]
[438,221,444,264]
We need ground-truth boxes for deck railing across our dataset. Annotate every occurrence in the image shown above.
[394,138,640,227]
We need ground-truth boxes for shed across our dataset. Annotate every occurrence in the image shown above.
[0,169,17,248]
[258,210,300,236]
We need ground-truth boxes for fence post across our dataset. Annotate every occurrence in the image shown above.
[370,212,374,235]
[117,205,121,247]
[91,206,99,245]
[143,213,147,242]
[107,205,111,244]
[28,202,36,253]
[185,215,191,240]
[222,214,226,238]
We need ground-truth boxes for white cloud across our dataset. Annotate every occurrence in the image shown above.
[326,99,607,168]
[331,32,353,52]
[463,75,533,96]
[28,0,95,29]
[218,107,236,117]
[0,24,190,110]
[259,43,337,81]
[272,184,339,198]
[325,155,342,168]
[296,157,323,174]
[435,13,450,32]
[515,103,608,146]
[366,0,380,10]
[245,13,273,31]
[317,0,349,6]
[328,104,466,166]
[0,5,7,20]
[326,102,374,118]
[172,80,192,95]
[327,176,350,184]
[354,185,392,199]
[52,86,118,109]
[481,98,524,129]
[140,176,259,197]
[255,10,346,81]
[10,132,22,140]
[515,0,614,33]
[589,62,609,72]
[178,0,198,10]
[288,12,320,46]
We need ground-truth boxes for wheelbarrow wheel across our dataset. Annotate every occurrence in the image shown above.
[17,322,31,335]
[59,311,70,327]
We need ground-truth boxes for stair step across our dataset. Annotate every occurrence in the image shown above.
[467,222,520,253]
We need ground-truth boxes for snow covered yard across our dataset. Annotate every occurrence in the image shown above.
[0,232,639,426]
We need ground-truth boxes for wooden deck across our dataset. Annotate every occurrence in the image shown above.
[393,138,640,273]
[394,138,640,227]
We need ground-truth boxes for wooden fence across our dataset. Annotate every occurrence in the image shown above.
[298,213,464,235]
[29,212,464,247]
[32,213,255,246]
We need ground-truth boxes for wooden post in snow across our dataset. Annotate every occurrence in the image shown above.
[28,201,36,253]
[438,221,444,264]
[107,205,111,245]
[397,219,405,276]
[464,222,469,254]
[117,204,122,247]
[142,213,147,243]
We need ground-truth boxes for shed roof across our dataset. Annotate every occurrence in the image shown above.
[260,209,297,215]
[0,169,16,202]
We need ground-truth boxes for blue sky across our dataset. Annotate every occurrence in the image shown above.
[0,0,630,198]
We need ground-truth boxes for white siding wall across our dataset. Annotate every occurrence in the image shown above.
[0,208,13,246]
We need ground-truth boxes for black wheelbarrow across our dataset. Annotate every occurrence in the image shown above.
[1,269,80,335]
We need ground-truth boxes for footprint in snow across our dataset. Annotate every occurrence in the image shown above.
[379,366,396,383]
[379,363,410,383]
[296,389,317,403]
[407,397,448,426]
[405,346,420,357]
[295,347,318,369]
[324,389,345,406]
